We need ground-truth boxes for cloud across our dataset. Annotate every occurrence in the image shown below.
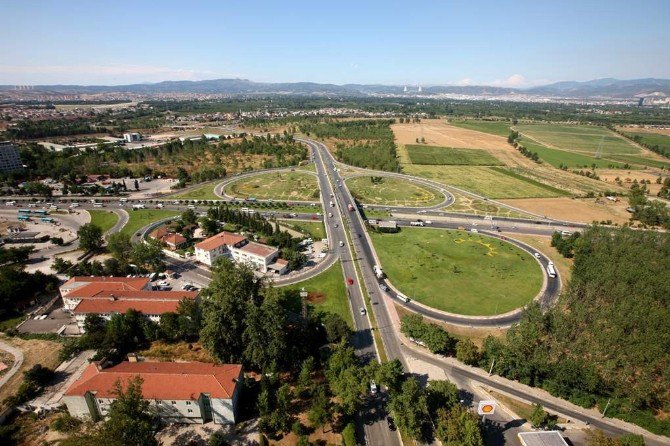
[453,78,473,86]
[490,74,527,87]
[0,63,227,85]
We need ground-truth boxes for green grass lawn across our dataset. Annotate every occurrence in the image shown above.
[516,124,640,156]
[121,209,180,237]
[346,176,444,206]
[282,261,353,326]
[518,137,628,169]
[370,228,543,315]
[169,183,220,200]
[406,144,503,166]
[404,164,567,199]
[88,210,120,234]
[225,171,319,201]
[448,120,511,137]
[607,154,670,169]
[278,220,326,239]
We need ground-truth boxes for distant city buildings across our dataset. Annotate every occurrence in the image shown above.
[0,141,23,173]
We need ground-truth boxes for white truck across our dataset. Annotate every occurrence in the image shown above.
[546,262,557,278]
[410,221,424,227]
[132,204,146,210]
[396,292,410,303]
[373,265,384,279]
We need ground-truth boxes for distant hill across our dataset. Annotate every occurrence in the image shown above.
[526,78,670,98]
[1,77,668,99]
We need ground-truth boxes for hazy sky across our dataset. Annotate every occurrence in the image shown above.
[1,0,669,87]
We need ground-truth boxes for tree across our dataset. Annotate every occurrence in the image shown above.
[456,339,480,366]
[389,376,429,440]
[208,430,230,446]
[130,240,165,271]
[181,209,198,226]
[322,313,351,343]
[435,405,484,446]
[426,380,460,414]
[243,289,289,370]
[107,232,133,262]
[77,223,104,252]
[307,384,331,433]
[51,256,73,273]
[134,179,140,190]
[297,357,316,396]
[374,359,404,393]
[99,376,157,446]
[200,260,261,363]
[528,403,556,429]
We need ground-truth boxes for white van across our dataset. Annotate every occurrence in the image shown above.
[93,202,104,208]
[187,204,196,210]
[5,201,16,206]
[132,204,146,210]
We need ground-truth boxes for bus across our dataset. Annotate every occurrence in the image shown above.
[18,209,31,214]
[546,262,557,278]
[41,217,54,223]
[17,215,30,221]
[33,209,48,216]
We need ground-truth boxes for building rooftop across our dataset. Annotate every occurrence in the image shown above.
[162,233,187,246]
[65,361,242,401]
[149,226,171,240]
[238,241,278,258]
[72,299,182,316]
[63,276,150,290]
[67,287,198,300]
[518,432,569,446]
[195,231,247,251]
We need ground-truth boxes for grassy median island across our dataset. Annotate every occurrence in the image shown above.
[120,209,180,237]
[225,171,319,201]
[169,183,220,200]
[370,228,543,315]
[282,261,352,327]
[88,209,120,234]
[346,176,444,207]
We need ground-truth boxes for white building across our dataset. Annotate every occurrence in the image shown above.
[194,231,280,272]
[123,132,141,143]
[64,361,243,425]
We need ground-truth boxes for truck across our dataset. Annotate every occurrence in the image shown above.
[132,204,146,210]
[373,265,384,279]
[410,221,424,227]
[546,262,557,278]
[347,203,354,212]
[396,292,410,303]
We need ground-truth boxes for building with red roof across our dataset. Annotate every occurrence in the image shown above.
[194,231,280,272]
[63,360,243,425]
[59,277,198,332]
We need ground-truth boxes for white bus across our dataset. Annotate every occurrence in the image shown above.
[396,292,410,303]
[546,262,557,278]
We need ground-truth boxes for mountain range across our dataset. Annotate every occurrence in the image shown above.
[1,77,669,99]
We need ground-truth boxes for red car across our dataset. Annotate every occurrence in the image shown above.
[346,278,354,285]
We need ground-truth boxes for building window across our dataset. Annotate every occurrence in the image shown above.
[187,409,193,414]
[171,401,176,405]
[186,401,192,405]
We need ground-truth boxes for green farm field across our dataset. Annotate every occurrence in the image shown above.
[516,124,639,156]
[404,164,568,199]
[370,228,543,315]
[282,261,352,326]
[121,209,180,237]
[225,171,319,201]
[406,144,502,166]
[88,210,120,234]
[623,131,670,153]
[346,176,444,206]
[448,120,511,137]
[518,137,628,169]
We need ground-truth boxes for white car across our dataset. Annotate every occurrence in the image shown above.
[534,252,541,259]
[470,228,478,234]
[339,241,344,247]
[359,307,366,315]
[69,203,79,208]
[370,380,378,394]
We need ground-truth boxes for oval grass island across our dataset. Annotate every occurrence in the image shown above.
[370,227,543,316]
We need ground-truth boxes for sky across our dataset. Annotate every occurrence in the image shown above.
[1,0,669,87]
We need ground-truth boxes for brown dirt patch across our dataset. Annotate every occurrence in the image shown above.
[500,197,632,225]
[306,292,326,304]
[0,336,63,412]
[598,169,666,195]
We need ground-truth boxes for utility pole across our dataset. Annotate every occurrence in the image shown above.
[488,359,496,376]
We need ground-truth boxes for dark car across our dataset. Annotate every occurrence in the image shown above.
[387,416,396,431]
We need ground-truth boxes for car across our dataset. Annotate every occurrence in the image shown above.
[379,284,388,292]
[534,252,541,258]
[347,278,354,285]
[334,223,339,228]
[339,240,344,247]
[69,203,79,208]
[470,228,478,233]
[387,416,396,431]
[360,307,367,315]
[369,380,377,394]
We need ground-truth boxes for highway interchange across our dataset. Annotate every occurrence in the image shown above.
[3,139,668,446]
